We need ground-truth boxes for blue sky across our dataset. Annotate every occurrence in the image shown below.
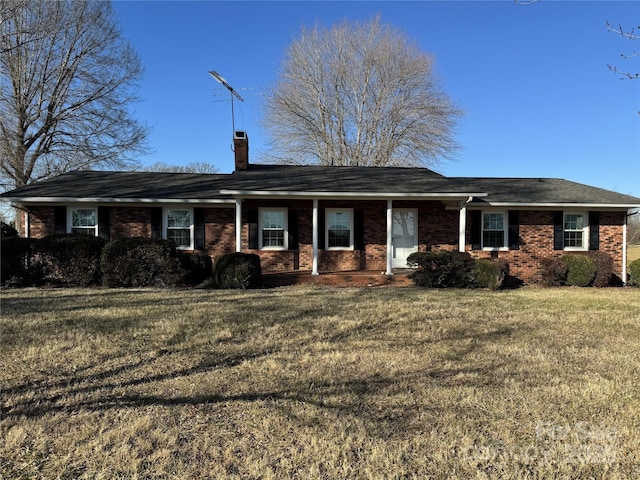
[113,0,640,197]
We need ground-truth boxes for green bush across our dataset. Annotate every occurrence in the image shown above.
[587,251,614,287]
[101,237,184,288]
[563,254,597,287]
[34,234,106,286]
[1,221,18,238]
[472,258,509,290]
[181,253,213,286]
[212,252,262,289]
[628,259,640,287]
[407,251,476,288]
[1,237,36,286]
[539,257,568,287]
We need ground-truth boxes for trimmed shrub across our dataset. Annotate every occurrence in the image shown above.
[212,252,262,289]
[587,251,614,287]
[1,237,36,286]
[1,221,18,238]
[101,237,184,288]
[182,252,213,286]
[563,254,596,287]
[35,234,106,286]
[407,251,475,288]
[472,258,509,290]
[539,257,568,287]
[628,259,640,287]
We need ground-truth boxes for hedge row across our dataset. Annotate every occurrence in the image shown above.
[406,251,509,290]
[1,235,260,289]
[406,250,629,289]
[539,252,616,287]
[1,235,106,287]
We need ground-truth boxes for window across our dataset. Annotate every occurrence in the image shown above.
[260,209,287,249]
[70,208,98,236]
[165,208,193,249]
[326,209,353,249]
[564,213,586,249]
[482,212,506,249]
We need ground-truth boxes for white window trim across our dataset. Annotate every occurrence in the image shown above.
[563,211,589,251]
[67,207,98,236]
[163,207,194,250]
[481,210,508,251]
[259,208,288,250]
[326,208,354,251]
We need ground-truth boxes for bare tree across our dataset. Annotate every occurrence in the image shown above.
[262,16,461,167]
[0,0,148,192]
[143,161,219,174]
[606,21,639,80]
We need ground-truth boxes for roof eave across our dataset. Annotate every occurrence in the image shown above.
[1,196,235,204]
[219,190,488,200]
[469,201,640,209]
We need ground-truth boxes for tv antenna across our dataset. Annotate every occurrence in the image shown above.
[208,70,245,136]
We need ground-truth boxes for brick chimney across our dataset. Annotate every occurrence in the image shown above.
[233,131,248,170]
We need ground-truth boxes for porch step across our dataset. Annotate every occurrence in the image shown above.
[262,270,414,288]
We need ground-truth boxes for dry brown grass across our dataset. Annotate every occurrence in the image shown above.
[1,286,639,479]
[628,244,640,265]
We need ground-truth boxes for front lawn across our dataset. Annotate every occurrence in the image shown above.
[1,287,639,479]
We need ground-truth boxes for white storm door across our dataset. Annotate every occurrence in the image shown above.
[392,209,418,268]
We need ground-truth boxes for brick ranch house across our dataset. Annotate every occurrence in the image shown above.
[3,132,640,285]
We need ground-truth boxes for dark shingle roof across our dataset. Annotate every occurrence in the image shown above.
[459,177,640,206]
[224,165,482,195]
[0,171,232,201]
[2,166,639,207]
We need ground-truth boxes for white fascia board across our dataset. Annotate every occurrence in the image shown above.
[219,190,488,200]
[2,196,235,204]
[469,202,640,209]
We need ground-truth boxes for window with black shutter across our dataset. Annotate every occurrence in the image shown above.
[194,208,205,250]
[508,210,520,250]
[54,206,66,234]
[248,208,258,249]
[98,207,110,241]
[470,210,482,250]
[288,209,299,250]
[150,207,163,239]
[589,211,600,250]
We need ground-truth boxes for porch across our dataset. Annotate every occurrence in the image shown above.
[262,269,415,288]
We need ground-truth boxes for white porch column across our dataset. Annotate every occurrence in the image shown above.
[312,199,319,275]
[458,204,467,253]
[622,213,628,285]
[386,200,393,275]
[235,198,242,252]
[24,209,30,238]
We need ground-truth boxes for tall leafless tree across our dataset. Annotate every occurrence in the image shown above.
[262,16,461,167]
[142,161,219,174]
[606,21,639,80]
[0,0,148,192]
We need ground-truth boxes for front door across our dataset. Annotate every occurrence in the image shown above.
[392,209,418,268]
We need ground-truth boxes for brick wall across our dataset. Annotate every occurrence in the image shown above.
[20,203,628,284]
[204,208,236,259]
[111,207,151,238]
[465,210,626,283]
[26,206,56,238]
[418,201,459,252]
